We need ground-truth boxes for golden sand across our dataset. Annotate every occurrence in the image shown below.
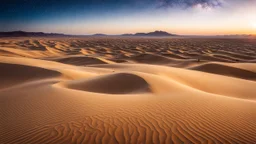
[0,37,256,143]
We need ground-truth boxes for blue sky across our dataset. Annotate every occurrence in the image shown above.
[1,0,256,35]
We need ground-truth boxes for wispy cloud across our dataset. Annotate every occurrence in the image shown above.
[156,0,225,9]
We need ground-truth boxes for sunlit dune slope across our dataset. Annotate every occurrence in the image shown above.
[0,37,256,144]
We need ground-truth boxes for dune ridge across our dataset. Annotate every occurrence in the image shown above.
[61,73,152,94]
[0,37,256,144]
[190,63,256,81]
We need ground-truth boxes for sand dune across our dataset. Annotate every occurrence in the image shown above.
[190,63,256,81]
[0,62,60,89]
[128,53,176,64]
[0,37,256,144]
[61,73,152,94]
[53,56,108,66]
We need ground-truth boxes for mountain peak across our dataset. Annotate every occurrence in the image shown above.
[134,30,176,36]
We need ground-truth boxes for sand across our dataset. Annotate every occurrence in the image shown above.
[0,37,256,144]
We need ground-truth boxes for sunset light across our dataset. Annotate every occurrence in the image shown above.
[1,0,256,144]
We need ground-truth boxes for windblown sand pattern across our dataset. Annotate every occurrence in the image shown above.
[0,37,256,144]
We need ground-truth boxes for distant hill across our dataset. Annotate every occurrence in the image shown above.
[92,33,107,36]
[1,31,253,38]
[92,31,177,37]
[134,31,176,36]
[121,31,176,37]
[0,30,178,37]
[0,31,67,37]
[121,31,177,37]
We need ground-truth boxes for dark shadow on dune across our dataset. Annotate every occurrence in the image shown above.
[66,73,152,94]
[0,63,60,89]
[191,63,256,81]
[129,53,174,64]
[54,56,107,66]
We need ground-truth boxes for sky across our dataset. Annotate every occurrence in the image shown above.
[1,0,256,35]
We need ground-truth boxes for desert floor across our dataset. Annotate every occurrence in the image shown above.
[0,37,256,144]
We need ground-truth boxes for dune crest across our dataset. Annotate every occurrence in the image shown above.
[53,56,108,66]
[190,63,256,81]
[61,73,152,94]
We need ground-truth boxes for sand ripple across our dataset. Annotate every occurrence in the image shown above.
[0,37,256,144]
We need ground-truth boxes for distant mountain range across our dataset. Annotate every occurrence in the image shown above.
[122,31,177,36]
[0,30,254,38]
[0,31,68,37]
[92,33,108,36]
[0,30,177,37]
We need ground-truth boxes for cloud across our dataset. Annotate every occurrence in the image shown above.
[156,0,225,9]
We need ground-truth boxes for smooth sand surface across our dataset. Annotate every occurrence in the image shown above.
[0,37,256,144]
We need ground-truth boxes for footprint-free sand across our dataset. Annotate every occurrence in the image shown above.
[1,37,256,143]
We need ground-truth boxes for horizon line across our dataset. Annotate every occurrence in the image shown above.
[0,30,255,37]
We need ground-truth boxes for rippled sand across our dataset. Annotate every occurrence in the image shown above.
[1,37,256,144]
